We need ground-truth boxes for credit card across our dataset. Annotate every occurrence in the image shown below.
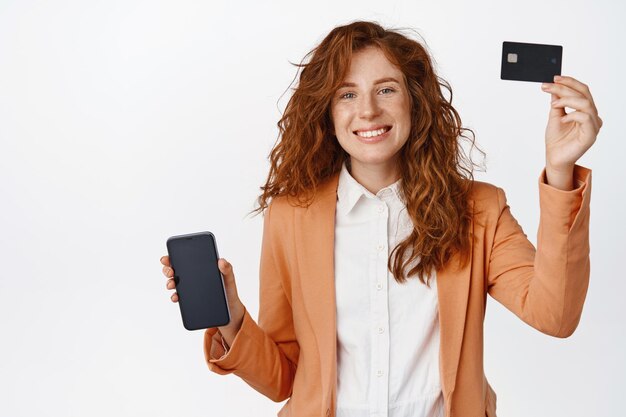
[500,41,562,83]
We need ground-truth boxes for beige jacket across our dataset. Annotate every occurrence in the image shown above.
[204,165,592,417]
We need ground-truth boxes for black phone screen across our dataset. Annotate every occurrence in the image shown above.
[166,232,230,330]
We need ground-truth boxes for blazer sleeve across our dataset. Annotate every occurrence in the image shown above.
[486,164,592,338]
[202,199,299,402]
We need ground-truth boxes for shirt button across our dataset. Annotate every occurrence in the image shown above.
[377,370,384,377]
[376,283,383,290]
[377,205,385,213]
[378,327,385,334]
[377,244,385,252]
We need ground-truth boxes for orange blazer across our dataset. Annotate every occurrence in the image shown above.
[204,165,592,417]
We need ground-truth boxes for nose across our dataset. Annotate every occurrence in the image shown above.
[358,93,382,119]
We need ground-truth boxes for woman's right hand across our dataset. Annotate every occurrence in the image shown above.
[160,255,246,346]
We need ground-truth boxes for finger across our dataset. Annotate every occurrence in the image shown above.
[553,75,594,105]
[549,93,566,118]
[543,84,579,120]
[171,292,178,303]
[552,96,602,131]
[162,266,174,278]
[551,96,595,114]
[542,82,585,100]
[160,256,170,267]
[166,278,175,290]
[560,110,601,134]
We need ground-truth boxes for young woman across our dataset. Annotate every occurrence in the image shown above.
[160,21,601,417]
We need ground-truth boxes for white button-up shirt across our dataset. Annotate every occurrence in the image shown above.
[334,161,444,417]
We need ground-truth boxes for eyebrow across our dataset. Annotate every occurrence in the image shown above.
[338,77,401,88]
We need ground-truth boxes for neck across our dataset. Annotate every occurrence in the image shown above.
[347,157,401,194]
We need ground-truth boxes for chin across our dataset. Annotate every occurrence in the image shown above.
[350,151,400,165]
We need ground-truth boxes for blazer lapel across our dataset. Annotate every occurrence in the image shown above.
[294,172,341,408]
[436,199,474,402]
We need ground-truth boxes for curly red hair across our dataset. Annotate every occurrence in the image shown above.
[249,20,485,285]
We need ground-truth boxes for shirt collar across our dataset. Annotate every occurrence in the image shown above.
[336,161,403,217]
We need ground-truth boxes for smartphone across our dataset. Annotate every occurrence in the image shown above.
[166,231,231,330]
[500,41,562,83]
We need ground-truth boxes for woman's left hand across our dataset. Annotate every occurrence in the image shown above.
[541,75,603,171]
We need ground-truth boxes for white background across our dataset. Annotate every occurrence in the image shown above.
[1,0,624,416]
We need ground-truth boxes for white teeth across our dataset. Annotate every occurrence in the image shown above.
[356,127,389,138]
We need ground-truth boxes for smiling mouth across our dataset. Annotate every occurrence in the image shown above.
[353,125,392,138]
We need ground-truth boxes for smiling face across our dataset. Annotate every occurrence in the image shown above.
[330,45,412,184]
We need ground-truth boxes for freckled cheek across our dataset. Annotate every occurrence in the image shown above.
[332,111,354,134]
[392,103,411,126]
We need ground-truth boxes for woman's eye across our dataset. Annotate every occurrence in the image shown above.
[338,88,394,100]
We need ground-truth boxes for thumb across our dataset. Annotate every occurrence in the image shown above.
[218,258,235,282]
[218,258,243,308]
